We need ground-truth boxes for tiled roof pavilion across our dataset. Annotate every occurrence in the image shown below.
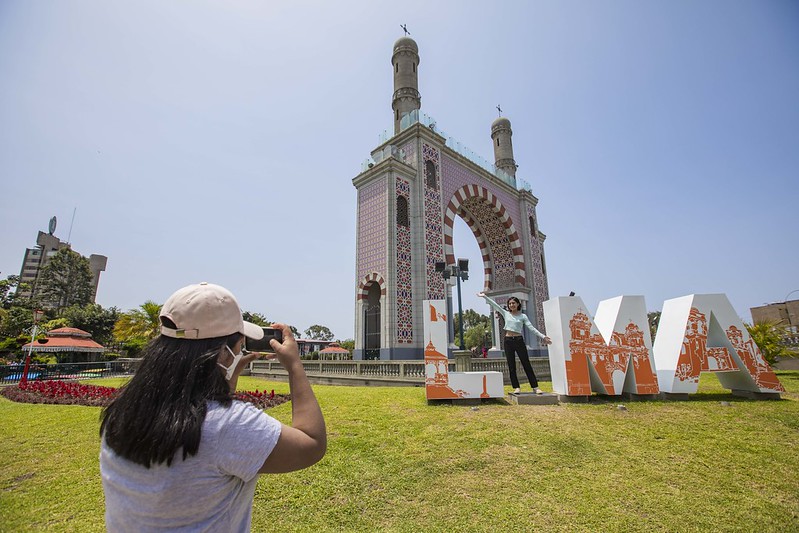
[22,327,106,353]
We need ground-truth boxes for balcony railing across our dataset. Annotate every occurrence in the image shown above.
[366,110,532,192]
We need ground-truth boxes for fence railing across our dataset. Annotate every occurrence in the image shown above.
[1,358,553,386]
[251,358,551,384]
[0,360,141,384]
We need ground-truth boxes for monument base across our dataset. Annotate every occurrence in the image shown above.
[509,392,559,405]
[556,394,590,403]
[660,392,690,401]
[620,392,661,401]
[731,389,781,400]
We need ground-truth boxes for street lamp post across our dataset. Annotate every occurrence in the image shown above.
[21,309,44,387]
[435,259,469,350]
[783,290,799,337]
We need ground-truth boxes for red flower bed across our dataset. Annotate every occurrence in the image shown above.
[1,380,117,406]
[1,380,290,409]
[234,389,291,410]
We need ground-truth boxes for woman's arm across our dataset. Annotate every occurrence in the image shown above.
[521,315,552,345]
[259,323,326,474]
[477,292,506,318]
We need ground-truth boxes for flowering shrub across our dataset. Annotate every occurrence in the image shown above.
[234,389,290,410]
[1,380,290,409]
[1,380,117,406]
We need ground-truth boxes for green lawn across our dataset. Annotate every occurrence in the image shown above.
[1,373,798,532]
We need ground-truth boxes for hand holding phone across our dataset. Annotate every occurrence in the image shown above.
[245,327,284,353]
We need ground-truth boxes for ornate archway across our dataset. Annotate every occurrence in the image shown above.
[442,184,526,292]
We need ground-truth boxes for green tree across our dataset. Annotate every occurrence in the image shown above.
[304,324,335,341]
[0,275,31,309]
[453,308,491,334]
[114,301,163,343]
[0,306,37,338]
[242,312,270,326]
[746,321,795,366]
[338,338,355,352]
[242,312,299,337]
[37,248,95,310]
[61,304,119,345]
[464,323,491,350]
[647,311,661,343]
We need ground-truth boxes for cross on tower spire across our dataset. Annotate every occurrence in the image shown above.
[400,24,410,36]
[496,104,502,117]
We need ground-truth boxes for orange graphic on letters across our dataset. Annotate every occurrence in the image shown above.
[674,308,784,392]
[564,311,658,396]
[424,340,466,399]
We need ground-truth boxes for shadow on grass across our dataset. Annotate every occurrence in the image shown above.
[425,397,511,407]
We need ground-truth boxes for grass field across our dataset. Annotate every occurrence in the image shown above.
[1,372,798,532]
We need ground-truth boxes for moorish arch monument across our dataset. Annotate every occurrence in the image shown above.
[352,36,550,360]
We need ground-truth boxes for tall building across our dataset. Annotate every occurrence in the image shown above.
[352,36,549,360]
[751,300,799,351]
[18,221,107,305]
[750,300,799,334]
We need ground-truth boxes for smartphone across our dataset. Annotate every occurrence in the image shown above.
[245,327,284,352]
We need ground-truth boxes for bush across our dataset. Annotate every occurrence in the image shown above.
[0,335,26,356]
[31,353,57,365]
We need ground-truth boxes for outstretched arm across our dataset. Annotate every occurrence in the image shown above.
[259,323,326,473]
[521,315,552,345]
[477,292,506,318]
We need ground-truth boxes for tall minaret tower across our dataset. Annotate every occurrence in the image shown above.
[491,116,517,178]
[392,36,421,134]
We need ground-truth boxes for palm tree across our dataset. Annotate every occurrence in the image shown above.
[746,321,794,366]
[113,301,162,343]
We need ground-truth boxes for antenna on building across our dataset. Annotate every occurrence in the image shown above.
[67,207,77,245]
[496,104,502,117]
[400,24,410,36]
[48,216,57,235]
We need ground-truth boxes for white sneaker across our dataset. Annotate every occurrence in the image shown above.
[534,387,544,395]
[512,388,521,394]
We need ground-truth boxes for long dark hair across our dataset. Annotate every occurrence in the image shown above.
[100,332,241,467]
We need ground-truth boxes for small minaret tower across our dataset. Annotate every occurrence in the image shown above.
[392,36,421,134]
[491,116,517,178]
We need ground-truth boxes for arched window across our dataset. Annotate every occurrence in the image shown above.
[529,216,537,236]
[425,160,437,189]
[364,282,382,360]
[397,196,409,227]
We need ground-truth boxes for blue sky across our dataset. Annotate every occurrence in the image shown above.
[1,1,797,340]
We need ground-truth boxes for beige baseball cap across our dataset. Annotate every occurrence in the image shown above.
[159,282,264,340]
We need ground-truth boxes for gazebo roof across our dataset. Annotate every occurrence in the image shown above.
[47,327,93,338]
[22,327,106,353]
[319,344,350,354]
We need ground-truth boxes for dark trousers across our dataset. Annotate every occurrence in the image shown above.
[504,335,538,388]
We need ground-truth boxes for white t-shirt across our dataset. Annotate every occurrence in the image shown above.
[100,400,282,532]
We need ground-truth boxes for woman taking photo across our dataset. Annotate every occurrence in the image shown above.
[100,282,326,532]
[478,292,552,394]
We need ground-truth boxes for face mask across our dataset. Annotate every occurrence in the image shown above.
[218,345,243,381]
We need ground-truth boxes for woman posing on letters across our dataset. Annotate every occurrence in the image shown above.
[478,292,552,395]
